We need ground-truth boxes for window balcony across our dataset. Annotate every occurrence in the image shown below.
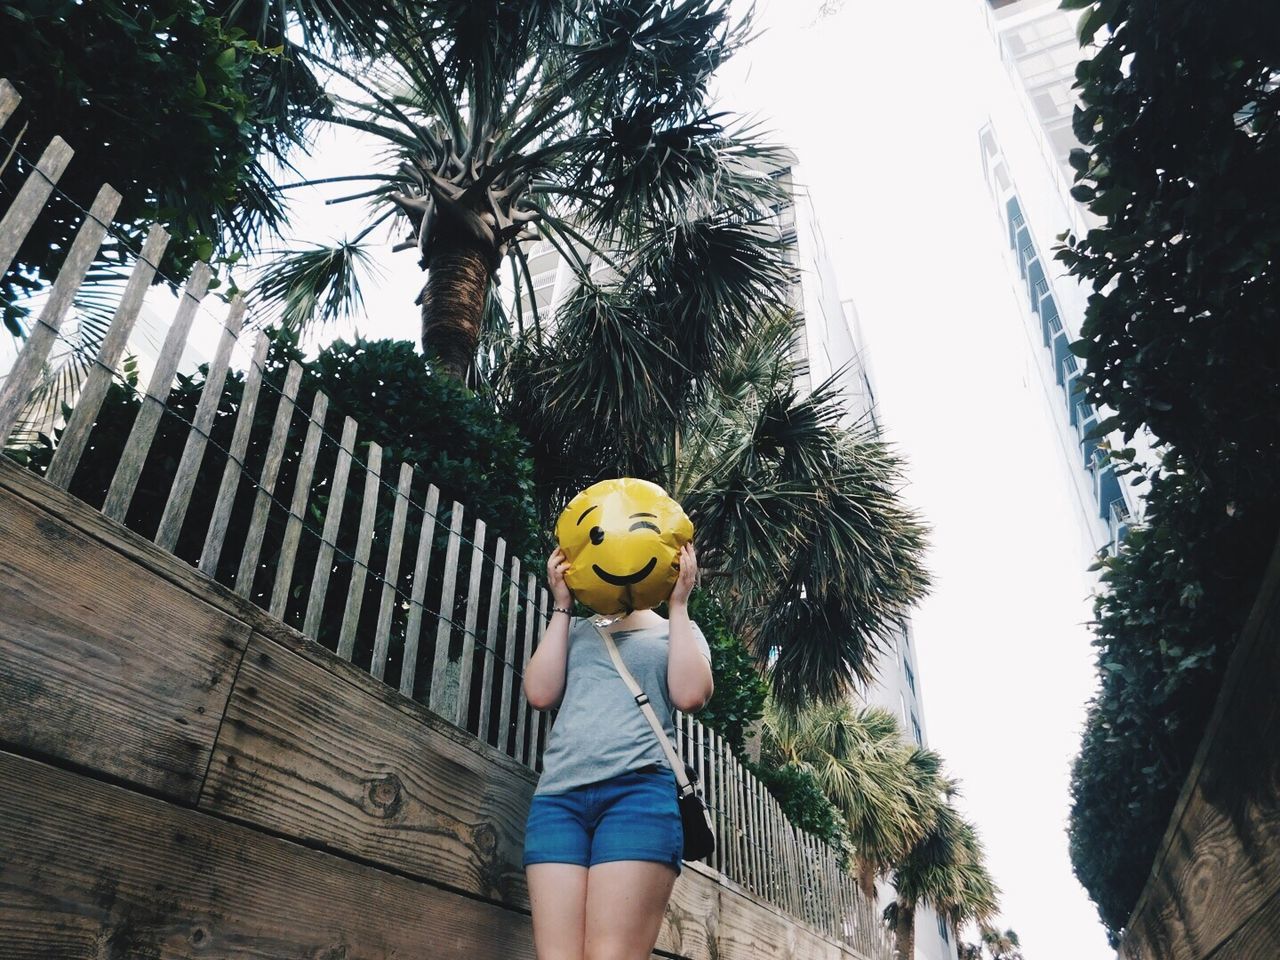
[1108,497,1131,545]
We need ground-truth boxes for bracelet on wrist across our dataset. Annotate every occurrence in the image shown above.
[549,606,573,618]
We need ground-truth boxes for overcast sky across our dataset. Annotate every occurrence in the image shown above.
[711,1,1113,956]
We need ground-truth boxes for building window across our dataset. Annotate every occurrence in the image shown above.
[899,693,908,727]
[910,712,923,746]
[905,660,916,696]
[1021,242,1036,263]
[1034,276,1050,299]
[937,913,950,944]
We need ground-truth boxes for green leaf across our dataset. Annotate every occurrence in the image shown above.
[215,47,236,69]
[1090,189,1131,217]
[1077,1,1113,43]
[193,71,206,97]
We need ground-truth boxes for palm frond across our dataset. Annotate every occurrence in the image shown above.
[248,239,382,335]
[762,699,946,877]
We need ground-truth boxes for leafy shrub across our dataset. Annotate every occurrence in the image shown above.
[0,0,317,331]
[1060,0,1280,940]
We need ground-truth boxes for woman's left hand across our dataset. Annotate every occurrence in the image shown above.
[669,542,698,608]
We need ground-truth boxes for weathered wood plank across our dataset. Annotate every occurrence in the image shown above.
[0,181,120,443]
[1121,535,1280,960]
[337,442,382,661]
[371,460,414,681]
[498,553,522,755]
[0,750,539,960]
[516,570,537,765]
[202,631,534,905]
[532,587,551,770]
[153,294,244,550]
[303,415,357,639]
[0,77,18,129]
[101,261,213,521]
[46,223,171,488]
[477,536,507,745]
[455,518,487,727]
[710,861,868,960]
[0,135,74,282]
[198,333,269,575]
[429,501,465,715]
[400,482,440,699]
[0,484,249,802]
[233,359,303,596]
[268,389,328,618]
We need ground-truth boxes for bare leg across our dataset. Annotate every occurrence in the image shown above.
[583,861,678,960]
[528,863,589,960]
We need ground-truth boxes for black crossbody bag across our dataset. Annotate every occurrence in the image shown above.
[593,621,716,861]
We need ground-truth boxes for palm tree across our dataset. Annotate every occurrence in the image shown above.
[261,0,785,380]
[981,926,1024,960]
[889,799,999,960]
[760,699,945,899]
[505,293,932,701]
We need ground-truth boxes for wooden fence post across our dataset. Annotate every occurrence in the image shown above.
[45,224,171,489]
[0,182,119,443]
[336,442,382,661]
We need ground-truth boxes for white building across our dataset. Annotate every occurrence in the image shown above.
[978,0,1140,560]
[774,160,956,960]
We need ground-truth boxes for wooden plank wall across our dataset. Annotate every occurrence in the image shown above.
[1120,534,1280,960]
[0,457,877,960]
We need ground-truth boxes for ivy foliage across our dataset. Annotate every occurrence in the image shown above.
[1058,0,1280,941]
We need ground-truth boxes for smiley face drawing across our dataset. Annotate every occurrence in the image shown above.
[555,478,694,615]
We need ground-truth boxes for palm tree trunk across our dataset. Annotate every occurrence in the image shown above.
[894,896,916,960]
[856,857,877,901]
[419,231,492,381]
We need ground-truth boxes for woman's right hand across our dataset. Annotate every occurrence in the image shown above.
[547,547,572,607]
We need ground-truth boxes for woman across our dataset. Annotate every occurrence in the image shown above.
[522,541,715,960]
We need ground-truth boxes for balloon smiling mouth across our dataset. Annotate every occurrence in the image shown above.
[592,557,658,586]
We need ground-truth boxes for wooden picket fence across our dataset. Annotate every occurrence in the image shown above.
[0,78,890,960]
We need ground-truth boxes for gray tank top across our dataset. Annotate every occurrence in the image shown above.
[533,616,711,795]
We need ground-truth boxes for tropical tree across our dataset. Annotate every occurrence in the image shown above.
[262,0,784,381]
[760,698,944,899]
[981,926,1024,960]
[0,0,408,438]
[888,799,999,960]
[506,292,932,701]
[0,0,408,329]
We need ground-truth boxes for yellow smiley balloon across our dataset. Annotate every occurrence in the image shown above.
[555,478,694,615]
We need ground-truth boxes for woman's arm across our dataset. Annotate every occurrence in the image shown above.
[668,543,715,712]
[523,548,573,710]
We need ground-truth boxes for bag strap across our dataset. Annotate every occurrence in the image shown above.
[592,621,696,798]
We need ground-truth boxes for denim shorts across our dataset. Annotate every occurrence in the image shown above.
[523,765,683,875]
